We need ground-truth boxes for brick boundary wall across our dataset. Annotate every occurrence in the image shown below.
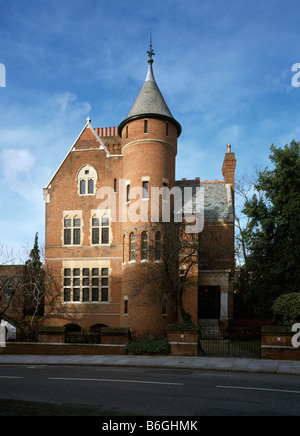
[0,342,126,356]
[261,326,300,361]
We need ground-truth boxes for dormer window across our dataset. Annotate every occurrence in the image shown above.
[76,165,98,196]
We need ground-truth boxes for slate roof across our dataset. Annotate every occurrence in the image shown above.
[127,63,174,120]
[119,61,182,137]
[175,179,233,221]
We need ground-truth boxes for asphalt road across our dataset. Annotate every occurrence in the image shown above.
[0,365,299,416]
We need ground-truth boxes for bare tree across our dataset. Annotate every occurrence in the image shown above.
[0,235,58,336]
[234,168,261,268]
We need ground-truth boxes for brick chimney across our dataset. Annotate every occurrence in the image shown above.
[222,144,237,189]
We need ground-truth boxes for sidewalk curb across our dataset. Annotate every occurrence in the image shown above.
[1,355,300,375]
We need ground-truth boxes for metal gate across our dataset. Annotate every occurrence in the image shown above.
[198,325,261,358]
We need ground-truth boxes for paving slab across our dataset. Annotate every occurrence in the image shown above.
[0,354,299,375]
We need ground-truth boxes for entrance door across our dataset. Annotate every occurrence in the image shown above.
[198,286,220,319]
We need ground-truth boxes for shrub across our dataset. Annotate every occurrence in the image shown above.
[272,293,300,326]
[124,337,170,355]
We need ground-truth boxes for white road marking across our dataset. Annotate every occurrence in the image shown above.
[0,376,24,379]
[48,377,183,386]
[216,385,300,394]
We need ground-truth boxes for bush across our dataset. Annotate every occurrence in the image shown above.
[272,293,300,326]
[124,337,170,355]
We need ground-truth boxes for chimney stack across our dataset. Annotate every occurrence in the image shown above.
[222,144,237,189]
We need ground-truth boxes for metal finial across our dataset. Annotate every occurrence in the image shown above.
[147,33,155,63]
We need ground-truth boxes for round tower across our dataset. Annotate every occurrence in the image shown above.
[119,44,182,338]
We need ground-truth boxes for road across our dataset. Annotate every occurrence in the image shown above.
[0,365,299,416]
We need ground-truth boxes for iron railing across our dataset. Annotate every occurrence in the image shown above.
[198,325,261,358]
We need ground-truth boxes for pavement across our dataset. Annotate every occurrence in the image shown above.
[0,354,300,375]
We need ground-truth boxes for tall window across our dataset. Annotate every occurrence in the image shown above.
[63,267,109,303]
[141,231,149,261]
[144,119,148,134]
[64,217,81,245]
[166,122,169,137]
[163,181,168,201]
[88,179,94,194]
[155,231,162,261]
[123,235,126,263]
[73,218,81,245]
[129,233,136,261]
[80,180,86,195]
[142,181,149,199]
[92,216,110,245]
[101,268,109,302]
[127,184,130,202]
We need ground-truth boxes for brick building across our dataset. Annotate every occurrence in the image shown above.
[43,47,236,338]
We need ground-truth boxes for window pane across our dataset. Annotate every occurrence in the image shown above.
[74,218,81,227]
[88,179,94,194]
[163,182,168,200]
[64,219,71,228]
[80,179,86,194]
[92,278,99,286]
[73,268,80,276]
[101,277,108,287]
[127,184,130,202]
[101,268,109,277]
[130,233,135,261]
[64,229,71,245]
[64,288,71,302]
[83,288,89,302]
[92,288,99,301]
[64,268,71,277]
[92,217,100,227]
[73,288,80,302]
[92,228,99,244]
[64,278,71,286]
[102,228,109,244]
[73,278,80,287]
[82,268,89,277]
[82,277,89,286]
[101,288,108,302]
[155,232,162,260]
[92,268,99,276]
[141,232,149,260]
[102,217,109,227]
[74,228,81,245]
[142,181,149,199]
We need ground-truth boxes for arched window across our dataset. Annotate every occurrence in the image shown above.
[76,165,98,196]
[141,231,149,261]
[88,179,94,194]
[123,235,126,263]
[155,231,162,261]
[129,233,136,261]
[80,179,86,195]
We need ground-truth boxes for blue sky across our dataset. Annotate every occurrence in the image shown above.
[0,0,300,256]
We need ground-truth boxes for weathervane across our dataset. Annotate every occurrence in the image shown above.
[147,33,155,63]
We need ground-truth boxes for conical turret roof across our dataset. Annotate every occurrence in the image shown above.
[119,50,181,137]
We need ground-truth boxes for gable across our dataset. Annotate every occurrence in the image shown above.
[44,119,110,191]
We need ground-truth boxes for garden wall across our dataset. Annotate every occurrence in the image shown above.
[261,326,300,361]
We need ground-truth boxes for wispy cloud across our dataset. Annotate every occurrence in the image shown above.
[1,148,35,182]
